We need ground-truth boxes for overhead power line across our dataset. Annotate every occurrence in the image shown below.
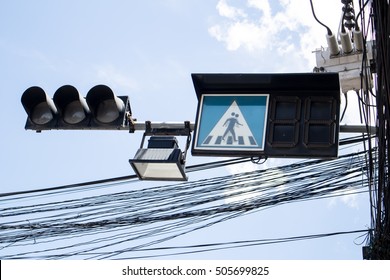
[0,149,376,259]
[114,229,370,260]
[0,135,371,200]
[0,157,252,199]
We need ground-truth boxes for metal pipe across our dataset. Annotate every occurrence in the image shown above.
[339,124,376,134]
[131,121,195,131]
[130,122,376,135]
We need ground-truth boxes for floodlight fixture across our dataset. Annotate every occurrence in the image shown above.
[129,121,191,181]
[130,137,187,181]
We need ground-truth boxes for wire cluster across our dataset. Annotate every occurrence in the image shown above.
[365,0,390,260]
[0,150,374,259]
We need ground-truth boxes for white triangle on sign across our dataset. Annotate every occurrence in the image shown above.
[201,100,258,147]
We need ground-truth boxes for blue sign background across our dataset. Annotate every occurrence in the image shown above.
[196,94,268,150]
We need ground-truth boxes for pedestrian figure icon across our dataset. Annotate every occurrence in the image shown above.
[222,112,243,142]
[200,100,259,147]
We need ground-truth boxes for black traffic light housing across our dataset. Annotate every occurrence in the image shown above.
[21,85,131,132]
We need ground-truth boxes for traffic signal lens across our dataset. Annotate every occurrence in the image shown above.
[63,101,87,124]
[96,99,121,123]
[31,102,54,125]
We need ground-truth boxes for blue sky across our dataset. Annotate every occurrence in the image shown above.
[0,0,372,259]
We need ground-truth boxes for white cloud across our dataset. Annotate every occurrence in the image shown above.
[210,21,268,51]
[327,189,360,209]
[209,0,343,69]
[217,0,247,20]
[226,160,258,174]
[95,64,139,92]
[340,192,359,209]
[210,0,368,178]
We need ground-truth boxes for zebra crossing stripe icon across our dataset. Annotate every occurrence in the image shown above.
[201,100,258,147]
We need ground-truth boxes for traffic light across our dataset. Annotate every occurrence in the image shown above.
[21,85,132,132]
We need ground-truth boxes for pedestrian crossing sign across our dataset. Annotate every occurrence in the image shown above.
[193,94,269,156]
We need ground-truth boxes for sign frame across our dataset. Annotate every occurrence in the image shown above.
[191,73,341,159]
[192,93,269,157]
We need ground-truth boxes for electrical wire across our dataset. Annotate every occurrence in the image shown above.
[367,0,390,259]
[355,0,370,26]
[0,135,369,201]
[0,149,376,259]
[309,0,333,35]
[0,157,252,200]
[2,1,383,260]
[113,229,371,260]
[340,92,348,122]
[7,229,369,260]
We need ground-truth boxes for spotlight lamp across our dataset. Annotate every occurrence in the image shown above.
[21,85,133,131]
[129,121,192,181]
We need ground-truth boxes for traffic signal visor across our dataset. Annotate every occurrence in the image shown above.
[86,85,125,124]
[53,85,90,125]
[21,86,58,128]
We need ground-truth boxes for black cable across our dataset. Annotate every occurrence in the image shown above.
[113,229,371,260]
[340,92,348,121]
[9,229,369,260]
[309,0,333,35]
[368,0,390,259]
[0,135,372,200]
[0,175,138,198]
[355,0,370,31]
[0,157,252,199]
[0,150,374,259]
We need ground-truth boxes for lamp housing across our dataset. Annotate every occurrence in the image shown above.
[21,86,58,131]
[53,85,91,127]
[129,136,188,181]
[86,85,128,128]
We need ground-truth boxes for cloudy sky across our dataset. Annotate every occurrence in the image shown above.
[0,0,371,259]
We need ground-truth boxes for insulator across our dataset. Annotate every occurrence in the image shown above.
[340,31,353,53]
[353,29,364,52]
[344,20,356,30]
[345,11,355,20]
[326,33,340,56]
